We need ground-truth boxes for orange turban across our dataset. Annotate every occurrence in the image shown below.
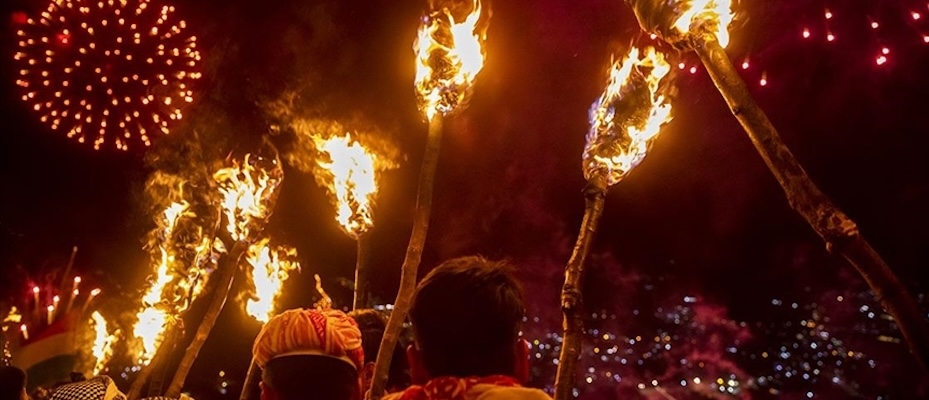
[252,308,364,371]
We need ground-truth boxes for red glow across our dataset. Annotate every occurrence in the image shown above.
[923,35,929,43]
[759,78,767,86]
[741,61,750,70]
[12,11,28,25]
[802,28,811,38]
[827,33,835,42]
[913,12,922,20]
[825,10,833,19]
[882,47,890,55]
[871,21,880,29]
[876,55,887,65]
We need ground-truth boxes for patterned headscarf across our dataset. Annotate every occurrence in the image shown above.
[252,308,364,371]
[392,375,522,400]
[48,376,125,400]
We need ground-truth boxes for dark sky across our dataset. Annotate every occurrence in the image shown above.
[2,0,929,398]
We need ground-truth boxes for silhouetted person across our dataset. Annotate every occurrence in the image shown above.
[1,366,28,400]
[252,308,365,400]
[348,309,411,393]
[385,256,551,400]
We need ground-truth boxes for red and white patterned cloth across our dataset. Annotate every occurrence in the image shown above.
[384,375,551,400]
[251,308,364,370]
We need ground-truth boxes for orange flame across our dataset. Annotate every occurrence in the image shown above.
[90,311,115,375]
[584,47,673,186]
[132,195,212,365]
[414,0,487,121]
[672,0,734,48]
[214,155,282,241]
[244,238,300,323]
[314,134,379,237]
[132,200,189,364]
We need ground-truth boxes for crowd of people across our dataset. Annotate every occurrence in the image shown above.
[1,256,554,400]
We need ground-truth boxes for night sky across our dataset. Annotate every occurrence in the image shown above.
[2,0,929,398]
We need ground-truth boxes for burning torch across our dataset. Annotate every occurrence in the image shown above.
[370,0,488,398]
[623,0,929,370]
[313,133,382,310]
[553,46,674,400]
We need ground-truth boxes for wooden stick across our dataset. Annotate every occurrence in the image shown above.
[369,115,444,400]
[164,241,249,398]
[239,360,260,400]
[353,233,369,310]
[691,32,929,371]
[553,173,608,400]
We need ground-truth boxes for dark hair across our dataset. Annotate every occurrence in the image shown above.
[409,256,526,377]
[262,355,358,400]
[348,309,411,390]
[0,366,27,399]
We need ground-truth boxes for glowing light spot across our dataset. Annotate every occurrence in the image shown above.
[876,55,887,65]
[827,33,835,42]
[802,28,810,38]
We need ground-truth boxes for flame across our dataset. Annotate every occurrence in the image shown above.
[90,311,115,375]
[132,200,190,365]
[672,0,734,48]
[214,155,282,241]
[244,238,300,323]
[414,0,487,121]
[314,134,380,236]
[132,197,213,365]
[583,47,673,186]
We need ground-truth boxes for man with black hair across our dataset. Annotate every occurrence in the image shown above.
[0,366,28,400]
[348,309,411,393]
[385,256,551,400]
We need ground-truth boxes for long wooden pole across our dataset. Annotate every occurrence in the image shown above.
[553,173,608,400]
[353,233,369,310]
[369,115,444,400]
[239,360,260,400]
[691,32,929,371]
[164,241,249,398]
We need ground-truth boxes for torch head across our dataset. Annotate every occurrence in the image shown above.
[583,47,673,187]
[625,0,734,49]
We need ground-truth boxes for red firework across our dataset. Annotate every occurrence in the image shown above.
[13,0,201,150]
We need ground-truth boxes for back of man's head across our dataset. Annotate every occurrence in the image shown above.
[252,308,365,400]
[348,309,411,391]
[0,366,27,400]
[410,256,526,378]
[262,355,358,400]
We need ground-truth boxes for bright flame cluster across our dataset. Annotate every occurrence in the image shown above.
[583,47,673,186]
[414,0,487,121]
[13,0,201,150]
[314,134,380,237]
[244,239,300,323]
[214,155,282,242]
[672,0,734,48]
[132,200,189,364]
[132,198,212,364]
[89,311,115,375]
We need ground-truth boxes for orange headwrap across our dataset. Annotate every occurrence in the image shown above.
[252,308,364,370]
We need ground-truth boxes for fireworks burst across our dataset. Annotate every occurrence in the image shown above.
[13,0,201,150]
